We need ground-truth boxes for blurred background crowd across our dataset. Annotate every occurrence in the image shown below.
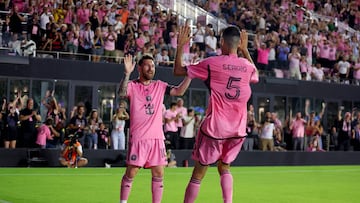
[1,0,360,151]
[1,0,360,83]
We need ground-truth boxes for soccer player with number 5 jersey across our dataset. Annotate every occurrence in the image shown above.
[174,26,259,203]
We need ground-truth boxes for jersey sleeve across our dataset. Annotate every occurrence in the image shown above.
[187,58,210,81]
[165,84,175,95]
[250,64,259,84]
[243,59,259,84]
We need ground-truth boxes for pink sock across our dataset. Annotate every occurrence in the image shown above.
[220,171,233,203]
[120,175,133,201]
[152,177,164,203]
[184,178,201,203]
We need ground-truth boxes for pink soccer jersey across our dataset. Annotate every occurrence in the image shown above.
[187,53,258,139]
[176,106,187,127]
[127,80,169,142]
[163,109,178,133]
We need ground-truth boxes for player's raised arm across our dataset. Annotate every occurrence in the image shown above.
[169,77,192,96]
[239,29,259,83]
[118,55,136,98]
[174,26,192,76]
[238,29,255,65]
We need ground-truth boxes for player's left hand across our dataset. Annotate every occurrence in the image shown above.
[177,26,191,48]
[123,54,136,75]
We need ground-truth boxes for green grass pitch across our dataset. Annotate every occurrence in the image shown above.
[0,166,359,203]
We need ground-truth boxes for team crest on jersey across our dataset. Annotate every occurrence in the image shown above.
[144,95,155,115]
[130,154,137,161]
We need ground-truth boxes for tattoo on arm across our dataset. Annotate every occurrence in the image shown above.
[118,74,130,97]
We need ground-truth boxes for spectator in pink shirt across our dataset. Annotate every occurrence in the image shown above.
[208,0,219,17]
[311,62,325,81]
[103,25,117,62]
[127,0,136,10]
[164,102,181,149]
[135,32,146,51]
[317,39,331,68]
[153,29,162,43]
[139,11,151,32]
[353,58,360,85]
[169,24,178,51]
[63,3,75,25]
[254,36,270,75]
[290,112,307,151]
[288,46,302,80]
[328,41,338,71]
[305,37,314,65]
[300,56,311,80]
[305,0,315,11]
[36,118,59,149]
[77,2,91,28]
[97,3,108,23]
[176,98,187,134]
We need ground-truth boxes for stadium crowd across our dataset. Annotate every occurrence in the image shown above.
[1,89,360,152]
[0,90,202,151]
[1,0,360,83]
[0,0,360,151]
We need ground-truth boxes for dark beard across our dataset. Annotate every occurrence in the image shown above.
[142,71,154,80]
[144,74,153,80]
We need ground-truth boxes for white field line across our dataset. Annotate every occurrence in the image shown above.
[0,168,359,176]
[0,200,12,203]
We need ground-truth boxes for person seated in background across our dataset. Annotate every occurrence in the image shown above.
[59,133,88,168]
[274,128,287,151]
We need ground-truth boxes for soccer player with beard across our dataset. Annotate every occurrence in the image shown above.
[118,54,191,203]
[174,26,259,203]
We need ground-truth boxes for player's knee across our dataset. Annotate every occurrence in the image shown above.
[217,162,230,174]
[192,165,208,180]
[151,167,164,178]
[126,167,140,178]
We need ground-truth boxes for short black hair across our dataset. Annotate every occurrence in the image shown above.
[138,55,154,66]
[45,117,53,125]
[222,26,241,49]
[170,102,177,108]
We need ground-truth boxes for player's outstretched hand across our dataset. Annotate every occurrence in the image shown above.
[177,26,191,48]
[124,54,136,75]
[238,29,248,53]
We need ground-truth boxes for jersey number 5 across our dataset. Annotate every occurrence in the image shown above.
[225,76,241,100]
